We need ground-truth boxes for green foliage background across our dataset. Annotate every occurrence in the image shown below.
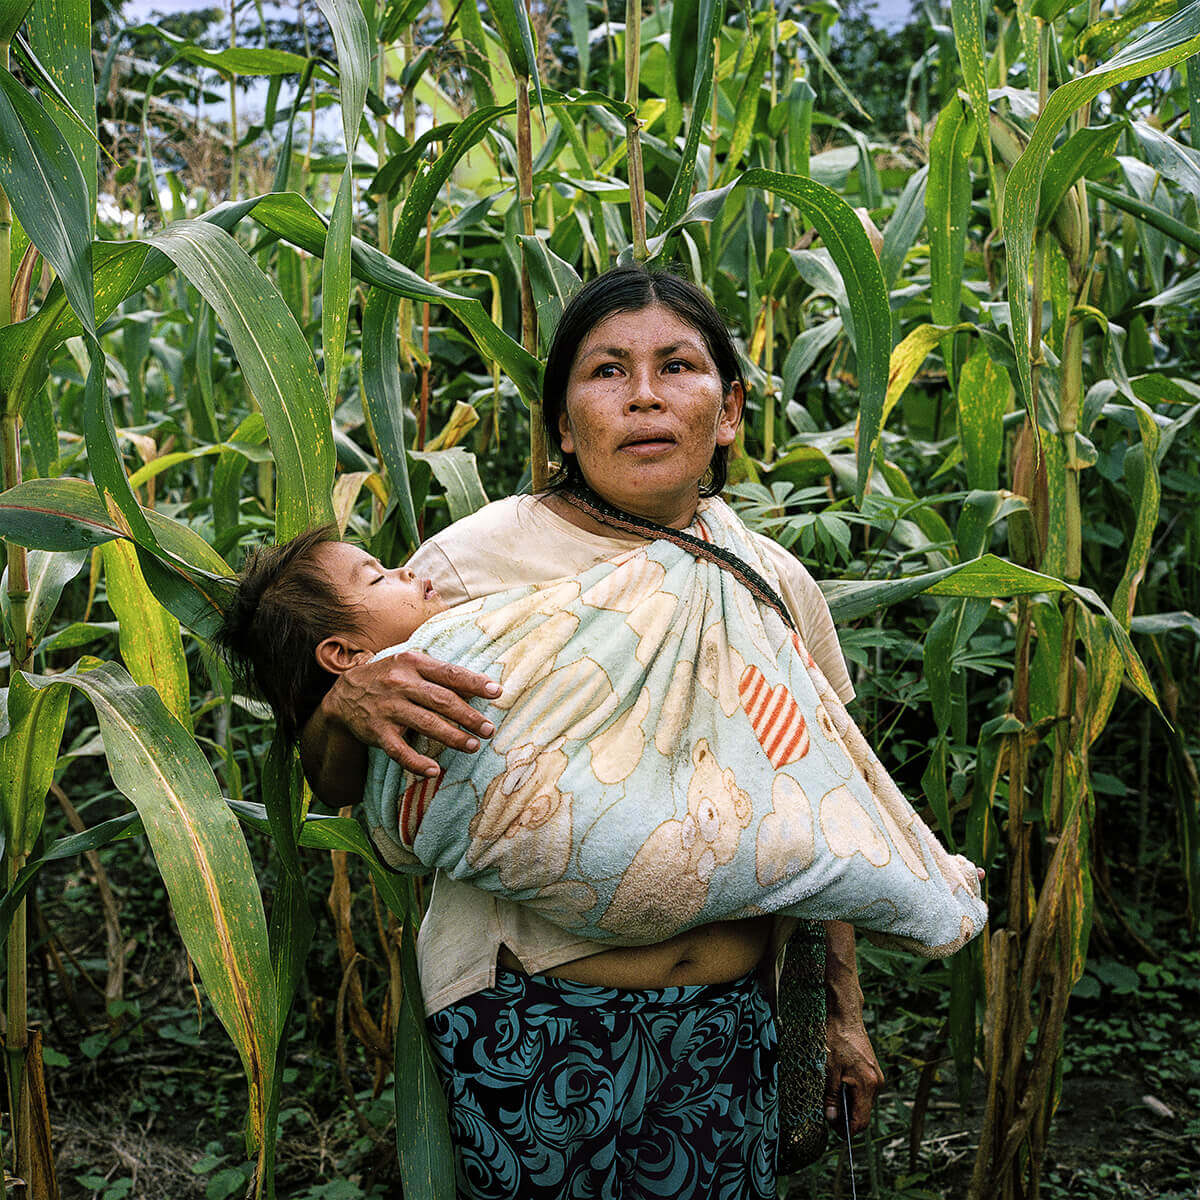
[0,0,1197,1195]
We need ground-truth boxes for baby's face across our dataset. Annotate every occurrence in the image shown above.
[313,541,447,652]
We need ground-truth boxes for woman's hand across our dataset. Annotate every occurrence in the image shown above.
[299,650,501,806]
[824,1006,884,1137]
[822,921,884,1137]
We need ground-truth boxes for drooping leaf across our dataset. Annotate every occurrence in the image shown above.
[101,540,192,730]
[821,554,1158,708]
[146,219,335,540]
[0,477,234,636]
[409,447,489,523]
[22,661,278,1162]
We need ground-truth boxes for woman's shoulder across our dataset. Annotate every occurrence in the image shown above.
[423,494,533,549]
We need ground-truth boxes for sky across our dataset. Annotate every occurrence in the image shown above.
[122,0,919,148]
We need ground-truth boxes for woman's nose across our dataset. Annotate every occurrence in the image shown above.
[625,368,663,410]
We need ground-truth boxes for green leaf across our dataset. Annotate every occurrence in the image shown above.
[879,166,928,289]
[129,24,311,77]
[515,235,582,350]
[25,0,97,217]
[1039,123,1124,226]
[0,547,86,647]
[22,661,278,1161]
[956,343,1011,490]
[0,0,33,41]
[1003,4,1200,418]
[236,192,541,408]
[657,0,725,230]
[361,288,420,549]
[0,476,235,637]
[951,0,996,211]
[1129,119,1200,202]
[822,555,1158,708]
[314,0,369,410]
[795,21,869,123]
[409,447,489,523]
[323,169,354,405]
[648,167,891,503]
[0,672,68,856]
[1075,0,1177,60]
[927,96,976,331]
[101,540,192,731]
[389,100,517,265]
[718,25,771,186]
[228,797,411,919]
[1129,610,1200,638]
[1090,179,1200,255]
[147,219,335,541]
[395,910,456,1199]
[0,66,152,545]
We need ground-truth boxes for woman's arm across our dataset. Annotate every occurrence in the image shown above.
[299,649,501,807]
[823,921,884,1136]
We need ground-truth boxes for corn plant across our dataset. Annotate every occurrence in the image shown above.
[0,0,1196,1196]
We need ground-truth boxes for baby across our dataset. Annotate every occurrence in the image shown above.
[215,526,447,743]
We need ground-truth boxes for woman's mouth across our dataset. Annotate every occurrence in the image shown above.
[620,434,676,455]
[423,579,438,600]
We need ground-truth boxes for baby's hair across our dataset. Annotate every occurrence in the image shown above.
[213,525,364,743]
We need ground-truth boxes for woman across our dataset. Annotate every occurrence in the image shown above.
[301,267,883,1198]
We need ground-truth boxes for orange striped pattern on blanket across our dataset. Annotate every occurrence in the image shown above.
[401,774,442,847]
[739,665,810,768]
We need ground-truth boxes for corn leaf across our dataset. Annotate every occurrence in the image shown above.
[22,660,278,1165]
[146,219,335,540]
[25,0,97,217]
[1003,3,1200,419]
[101,540,192,730]
[361,287,421,549]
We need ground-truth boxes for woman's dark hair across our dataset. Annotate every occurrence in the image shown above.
[213,526,362,743]
[542,266,746,497]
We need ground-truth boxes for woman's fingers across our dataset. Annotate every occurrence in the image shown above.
[328,650,503,772]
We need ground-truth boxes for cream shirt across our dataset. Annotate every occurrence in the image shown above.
[405,494,856,1015]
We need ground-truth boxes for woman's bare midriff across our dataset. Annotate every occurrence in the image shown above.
[497,916,774,989]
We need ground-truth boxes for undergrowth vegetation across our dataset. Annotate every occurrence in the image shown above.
[0,0,1197,1196]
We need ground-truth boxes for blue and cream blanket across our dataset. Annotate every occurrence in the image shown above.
[363,499,986,957]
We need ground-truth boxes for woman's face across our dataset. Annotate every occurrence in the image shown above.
[559,303,743,529]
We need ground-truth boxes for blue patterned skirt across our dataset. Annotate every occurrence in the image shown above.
[427,968,779,1200]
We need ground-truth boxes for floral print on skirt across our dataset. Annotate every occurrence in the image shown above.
[427,968,779,1200]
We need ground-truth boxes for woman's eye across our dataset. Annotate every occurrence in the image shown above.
[664,360,690,374]
[369,574,384,585]
[597,363,621,378]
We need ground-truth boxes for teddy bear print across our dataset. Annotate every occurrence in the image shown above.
[599,739,753,941]
[466,738,572,892]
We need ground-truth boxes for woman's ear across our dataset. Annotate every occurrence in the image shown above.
[315,635,372,675]
[715,381,744,447]
[558,407,575,455]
